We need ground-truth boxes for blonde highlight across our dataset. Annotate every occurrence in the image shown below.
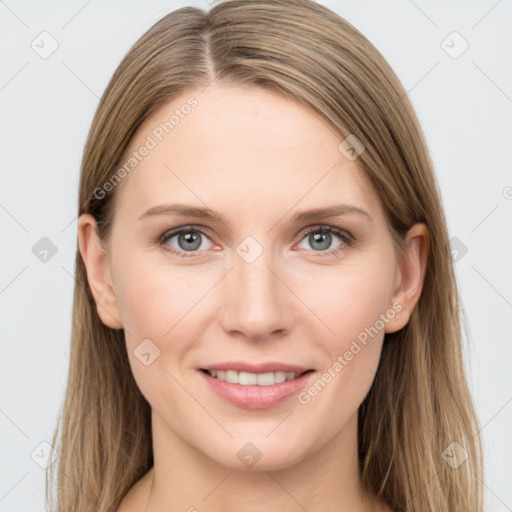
[46,1,484,511]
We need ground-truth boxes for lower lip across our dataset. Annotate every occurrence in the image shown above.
[199,370,314,409]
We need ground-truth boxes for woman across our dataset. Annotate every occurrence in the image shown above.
[46,1,485,511]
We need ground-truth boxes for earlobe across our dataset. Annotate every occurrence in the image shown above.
[77,214,123,329]
[385,223,430,333]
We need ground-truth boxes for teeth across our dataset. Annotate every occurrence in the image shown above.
[240,372,258,385]
[206,369,301,386]
[225,370,238,384]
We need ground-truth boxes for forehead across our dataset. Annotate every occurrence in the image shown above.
[114,83,380,224]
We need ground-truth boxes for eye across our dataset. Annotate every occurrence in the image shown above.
[159,227,214,257]
[296,225,353,256]
[158,224,353,258]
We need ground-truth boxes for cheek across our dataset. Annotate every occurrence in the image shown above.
[293,257,394,416]
[111,255,229,386]
[113,263,205,408]
[112,238,209,336]
[296,256,396,344]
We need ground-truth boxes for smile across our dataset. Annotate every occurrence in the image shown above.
[199,368,315,409]
[202,369,311,386]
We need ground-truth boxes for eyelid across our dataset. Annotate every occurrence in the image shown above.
[295,225,354,256]
[157,225,216,258]
[157,224,215,245]
[299,224,353,241]
[158,223,354,257]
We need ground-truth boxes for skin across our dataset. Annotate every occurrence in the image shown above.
[78,83,428,512]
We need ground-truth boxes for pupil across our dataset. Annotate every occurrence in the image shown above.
[179,232,201,251]
[176,231,332,252]
[311,232,330,250]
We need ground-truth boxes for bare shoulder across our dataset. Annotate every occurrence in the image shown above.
[114,468,153,512]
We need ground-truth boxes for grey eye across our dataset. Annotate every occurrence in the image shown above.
[297,229,346,252]
[165,230,214,253]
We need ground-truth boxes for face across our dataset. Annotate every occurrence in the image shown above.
[85,83,416,471]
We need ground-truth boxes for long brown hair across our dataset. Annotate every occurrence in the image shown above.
[46,1,485,510]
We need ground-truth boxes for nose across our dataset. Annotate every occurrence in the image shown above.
[218,247,295,342]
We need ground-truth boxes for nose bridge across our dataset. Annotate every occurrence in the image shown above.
[220,235,292,339]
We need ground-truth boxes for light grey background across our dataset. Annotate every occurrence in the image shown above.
[1,0,511,510]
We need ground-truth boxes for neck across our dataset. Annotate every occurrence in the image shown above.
[143,409,380,512]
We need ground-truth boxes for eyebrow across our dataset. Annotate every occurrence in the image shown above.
[138,203,372,224]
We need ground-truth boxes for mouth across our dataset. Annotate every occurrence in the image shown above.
[200,368,314,386]
[198,365,316,409]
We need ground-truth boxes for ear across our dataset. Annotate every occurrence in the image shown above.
[77,214,123,329]
[385,223,429,333]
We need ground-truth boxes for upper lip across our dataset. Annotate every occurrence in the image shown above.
[200,361,313,374]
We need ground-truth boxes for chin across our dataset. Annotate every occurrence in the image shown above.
[202,436,311,472]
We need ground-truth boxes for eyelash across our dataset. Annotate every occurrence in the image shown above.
[157,225,354,258]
